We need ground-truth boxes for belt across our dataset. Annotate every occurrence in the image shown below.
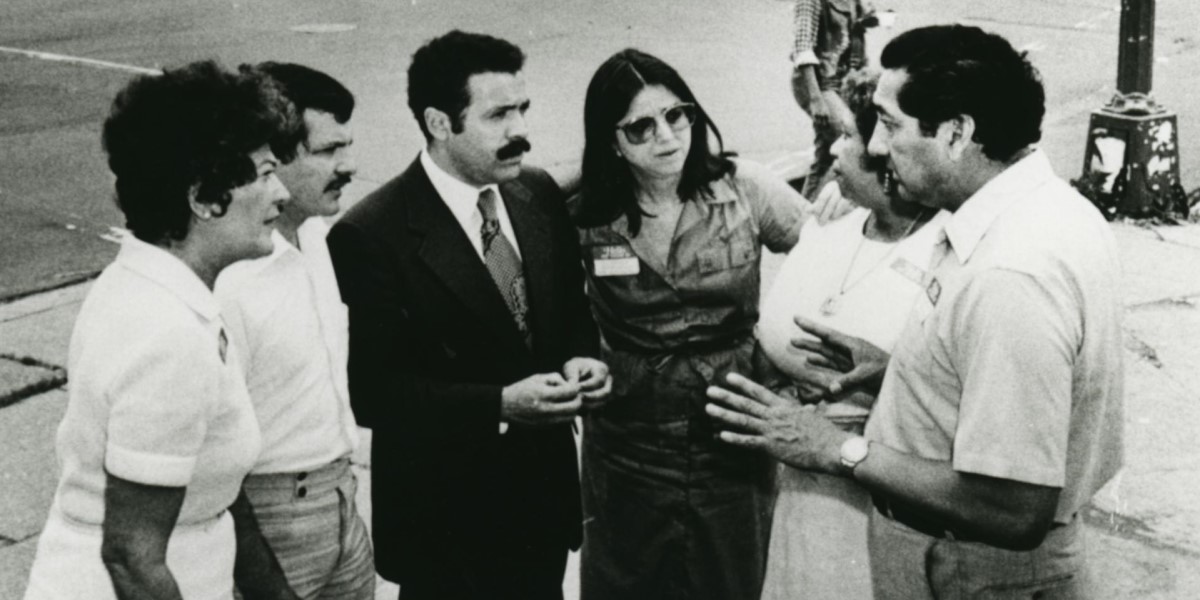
[871,493,981,542]
[604,331,753,357]
[872,494,1070,544]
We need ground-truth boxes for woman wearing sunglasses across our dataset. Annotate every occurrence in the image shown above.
[570,48,811,600]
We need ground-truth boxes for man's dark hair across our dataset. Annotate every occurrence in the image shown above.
[574,48,735,235]
[255,61,355,152]
[102,60,300,244]
[880,24,1045,162]
[406,30,525,141]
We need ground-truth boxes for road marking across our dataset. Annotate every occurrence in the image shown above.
[1074,5,1119,31]
[0,45,160,75]
[289,23,357,34]
[99,227,128,245]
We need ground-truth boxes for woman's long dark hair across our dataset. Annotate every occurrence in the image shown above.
[576,49,735,236]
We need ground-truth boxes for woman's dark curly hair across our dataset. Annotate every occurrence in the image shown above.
[839,69,888,175]
[102,60,301,244]
[575,49,735,235]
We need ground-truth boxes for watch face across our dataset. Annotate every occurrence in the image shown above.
[841,436,869,466]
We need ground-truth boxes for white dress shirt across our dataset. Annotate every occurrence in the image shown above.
[216,218,358,474]
[420,149,522,260]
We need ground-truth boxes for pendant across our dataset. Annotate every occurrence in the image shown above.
[819,294,842,317]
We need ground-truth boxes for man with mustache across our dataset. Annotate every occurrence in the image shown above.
[327,30,610,600]
[707,25,1122,598]
[216,62,375,599]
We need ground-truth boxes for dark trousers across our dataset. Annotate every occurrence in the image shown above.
[398,543,567,600]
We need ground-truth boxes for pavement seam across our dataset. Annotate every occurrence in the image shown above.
[0,271,99,307]
[1127,295,1200,312]
[0,353,67,410]
[1084,506,1200,558]
[0,531,40,549]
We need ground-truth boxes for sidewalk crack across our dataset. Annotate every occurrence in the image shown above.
[0,353,68,410]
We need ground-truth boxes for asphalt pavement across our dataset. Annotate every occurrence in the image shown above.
[4,0,1200,598]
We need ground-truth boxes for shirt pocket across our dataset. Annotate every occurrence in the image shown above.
[697,232,757,274]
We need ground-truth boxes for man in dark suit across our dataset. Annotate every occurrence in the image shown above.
[327,30,611,600]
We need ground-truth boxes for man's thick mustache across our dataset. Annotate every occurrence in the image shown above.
[496,138,532,160]
[326,175,352,192]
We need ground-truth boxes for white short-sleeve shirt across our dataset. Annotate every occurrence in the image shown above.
[865,150,1124,523]
[53,236,261,526]
[216,219,358,474]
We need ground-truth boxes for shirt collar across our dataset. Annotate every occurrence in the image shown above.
[420,149,501,223]
[943,148,1054,263]
[117,235,221,321]
[260,217,329,264]
[296,217,331,254]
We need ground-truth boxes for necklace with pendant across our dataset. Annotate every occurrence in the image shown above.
[819,211,926,317]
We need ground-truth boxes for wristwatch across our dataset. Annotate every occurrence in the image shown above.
[839,436,870,472]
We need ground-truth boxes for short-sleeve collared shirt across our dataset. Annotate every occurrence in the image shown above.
[55,236,261,526]
[577,159,808,353]
[216,218,358,474]
[865,150,1124,523]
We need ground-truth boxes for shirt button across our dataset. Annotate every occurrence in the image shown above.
[297,486,308,499]
[297,472,307,481]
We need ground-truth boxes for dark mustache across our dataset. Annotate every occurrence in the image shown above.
[496,137,531,160]
[326,174,352,192]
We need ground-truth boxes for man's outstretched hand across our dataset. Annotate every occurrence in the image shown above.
[791,316,890,397]
[705,372,850,474]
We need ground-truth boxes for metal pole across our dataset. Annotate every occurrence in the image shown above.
[1076,0,1186,219]
[1117,0,1155,95]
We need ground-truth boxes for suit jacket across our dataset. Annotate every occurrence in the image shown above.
[327,156,598,587]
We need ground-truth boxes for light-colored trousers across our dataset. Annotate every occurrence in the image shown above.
[241,457,375,600]
[869,508,1092,599]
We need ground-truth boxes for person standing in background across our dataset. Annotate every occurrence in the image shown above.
[791,0,875,199]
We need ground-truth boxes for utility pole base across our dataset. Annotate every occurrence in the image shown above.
[1078,108,1186,219]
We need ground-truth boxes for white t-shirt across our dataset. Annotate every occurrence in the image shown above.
[217,218,358,474]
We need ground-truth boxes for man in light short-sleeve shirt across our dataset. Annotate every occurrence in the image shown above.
[866,146,1123,527]
[703,25,1122,600]
[216,63,375,599]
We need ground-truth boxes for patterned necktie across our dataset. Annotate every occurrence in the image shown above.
[478,188,531,347]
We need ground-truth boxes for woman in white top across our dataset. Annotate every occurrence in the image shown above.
[24,61,300,600]
[754,69,948,600]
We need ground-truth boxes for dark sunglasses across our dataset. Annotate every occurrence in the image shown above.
[615,103,698,145]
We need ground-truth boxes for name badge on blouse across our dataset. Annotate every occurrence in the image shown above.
[592,245,640,277]
[890,257,926,285]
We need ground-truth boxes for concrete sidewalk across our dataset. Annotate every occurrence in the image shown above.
[3,218,1200,598]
